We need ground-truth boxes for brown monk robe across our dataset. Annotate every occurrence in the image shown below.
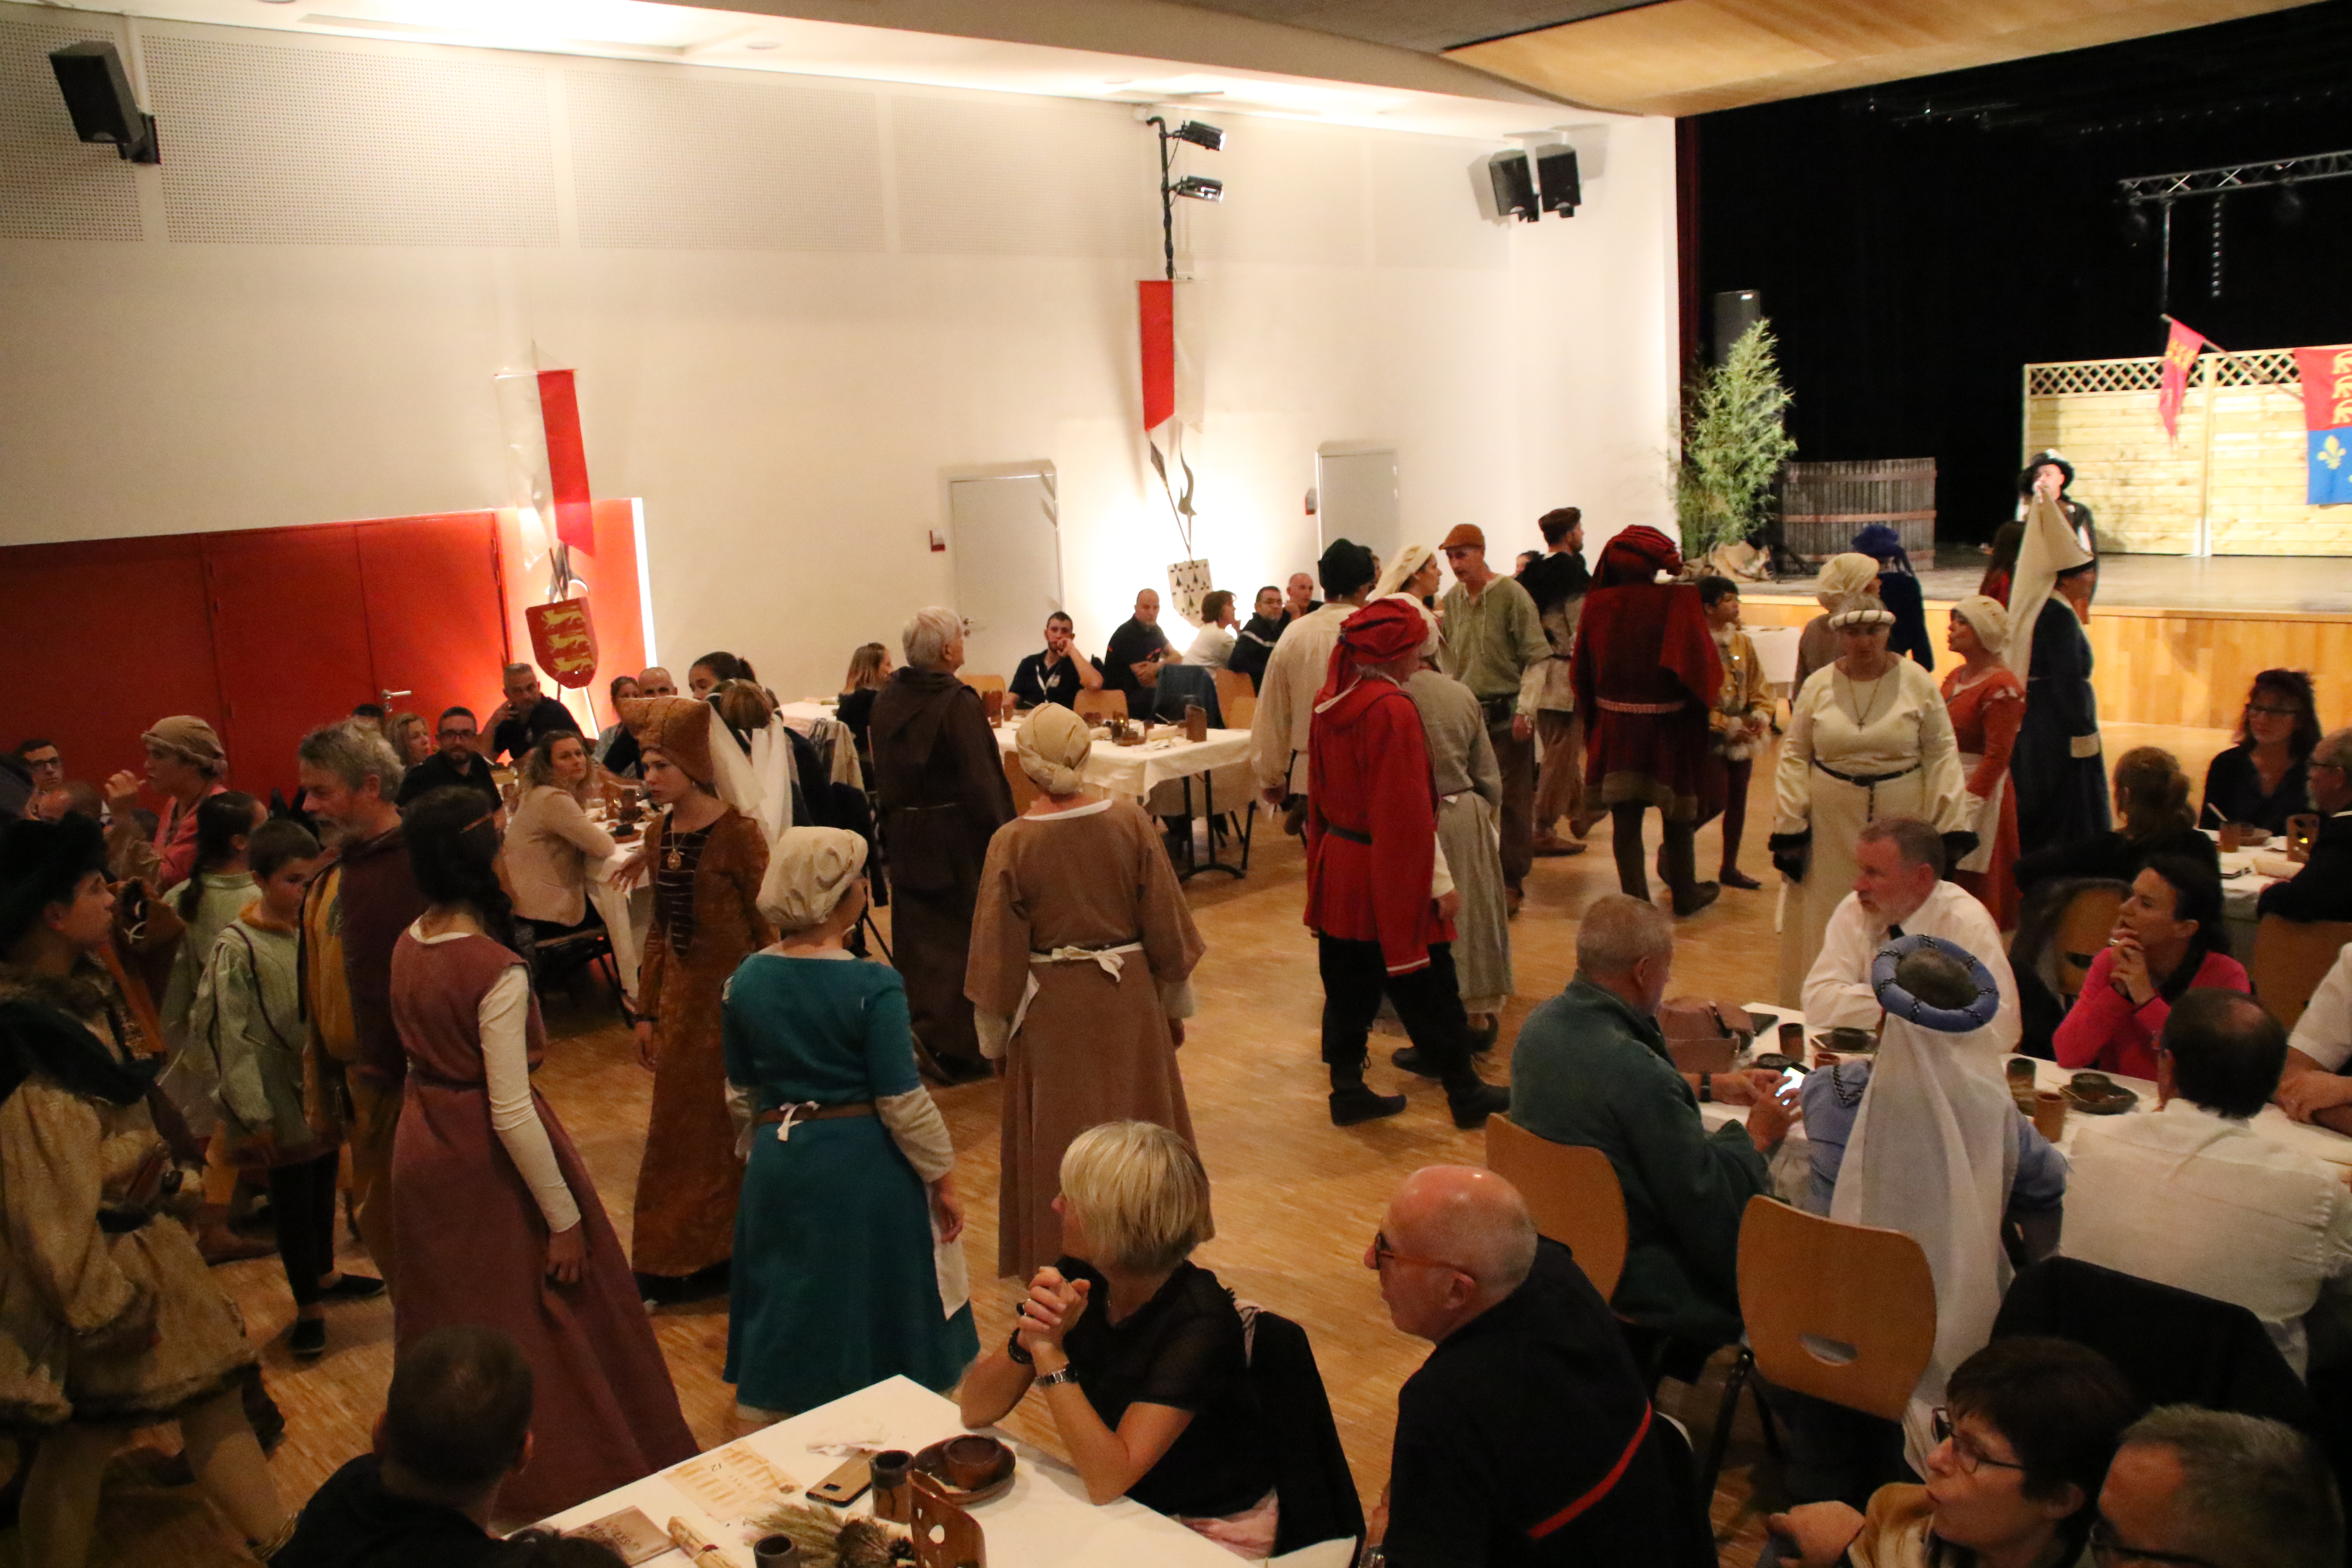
[869,665,1014,1081]
[619,696,774,1284]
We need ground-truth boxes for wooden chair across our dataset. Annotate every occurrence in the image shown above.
[1211,668,1255,727]
[1485,1114,1628,1302]
[1074,689,1128,724]
[958,671,1007,695]
[2053,882,2128,1002]
[1001,749,1038,815]
[1222,689,1257,732]
[2251,916,2352,1033]
[1737,1194,1939,1424]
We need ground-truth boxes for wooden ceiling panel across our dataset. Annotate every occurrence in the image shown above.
[1443,0,2320,116]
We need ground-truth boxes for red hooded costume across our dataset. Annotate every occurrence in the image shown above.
[1570,526,1722,818]
[1305,600,1453,976]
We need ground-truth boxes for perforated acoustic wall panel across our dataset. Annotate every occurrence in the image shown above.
[567,70,884,252]
[143,32,557,245]
[0,11,144,242]
[892,95,1153,260]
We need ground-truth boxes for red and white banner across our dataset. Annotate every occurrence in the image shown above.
[494,365,597,554]
[2156,318,2209,446]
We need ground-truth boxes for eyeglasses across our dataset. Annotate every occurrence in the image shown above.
[1366,1231,1468,1277]
[1929,1408,2026,1476]
[2087,1519,2224,1568]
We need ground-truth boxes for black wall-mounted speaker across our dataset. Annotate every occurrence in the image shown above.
[48,42,159,164]
[1536,147,1581,216]
[1712,288,1762,364]
[1487,151,1537,223]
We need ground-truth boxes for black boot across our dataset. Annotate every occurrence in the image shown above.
[1329,1062,1406,1126]
[1610,802,1650,901]
[1442,1063,1511,1129]
[1664,818,1719,916]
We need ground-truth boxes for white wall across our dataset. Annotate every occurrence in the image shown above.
[0,5,1679,697]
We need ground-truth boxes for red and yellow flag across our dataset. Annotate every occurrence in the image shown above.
[2156,318,2209,445]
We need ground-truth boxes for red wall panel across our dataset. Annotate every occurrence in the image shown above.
[202,526,376,802]
[355,512,507,730]
[0,536,222,800]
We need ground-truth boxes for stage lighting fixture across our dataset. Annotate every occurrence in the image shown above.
[1171,120,1225,152]
[1173,175,1223,202]
[1535,146,1581,217]
[1487,151,1538,223]
[47,41,159,164]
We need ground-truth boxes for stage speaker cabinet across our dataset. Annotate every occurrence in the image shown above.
[48,41,159,164]
[1535,146,1581,217]
[1712,288,1761,365]
[1487,151,1538,224]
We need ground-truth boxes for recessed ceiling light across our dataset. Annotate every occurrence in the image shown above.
[746,39,780,49]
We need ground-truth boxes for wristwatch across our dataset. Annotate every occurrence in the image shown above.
[1036,1366,1078,1389]
[1698,1072,1713,1104]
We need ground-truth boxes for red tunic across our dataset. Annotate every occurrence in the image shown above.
[1942,664,2025,930]
[1570,580,1721,818]
[1305,675,1454,975]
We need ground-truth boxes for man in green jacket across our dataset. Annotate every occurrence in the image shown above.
[1509,894,1796,1344]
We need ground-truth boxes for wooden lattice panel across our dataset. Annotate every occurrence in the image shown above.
[2023,351,2347,557]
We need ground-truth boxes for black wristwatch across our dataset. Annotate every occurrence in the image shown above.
[1007,1324,1033,1366]
[1699,1072,1713,1104]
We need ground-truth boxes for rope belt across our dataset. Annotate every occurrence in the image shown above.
[755,1101,875,1142]
[1009,940,1146,1038]
[1597,698,1685,715]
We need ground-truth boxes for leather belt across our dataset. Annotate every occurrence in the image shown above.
[1812,760,1920,787]
[1597,698,1685,715]
[1323,823,1373,845]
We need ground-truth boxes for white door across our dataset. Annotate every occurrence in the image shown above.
[949,470,1061,682]
[1317,448,1402,573]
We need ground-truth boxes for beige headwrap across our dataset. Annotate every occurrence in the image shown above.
[2004,494,2095,683]
[1372,543,1436,602]
[1815,552,1882,610]
[1827,603,1896,631]
[1015,704,1092,795]
[1951,594,2009,655]
[756,826,868,931]
[142,715,227,776]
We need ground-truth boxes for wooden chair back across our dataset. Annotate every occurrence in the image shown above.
[1222,690,1257,732]
[1000,750,1037,815]
[1485,1114,1628,1302]
[2054,884,2128,1000]
[1211,668,1255,725]
[959,672,1007,695]
[1074,689,1127,723]
[2252,916,2352,1033]
[1736,1194,1938,1421]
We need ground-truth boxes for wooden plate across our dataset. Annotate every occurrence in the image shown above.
[911,1439,1017,1506]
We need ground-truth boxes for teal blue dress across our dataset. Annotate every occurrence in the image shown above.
[721,953,978,1412]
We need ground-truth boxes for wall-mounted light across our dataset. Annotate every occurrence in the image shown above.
[1172,175,1223,202]
[1169,119,1225,152]
[1145,113,1226,279]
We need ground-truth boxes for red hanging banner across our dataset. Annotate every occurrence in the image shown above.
[537,368,596,554]
[2156,318,2209,446]
[1138,280,1175,432]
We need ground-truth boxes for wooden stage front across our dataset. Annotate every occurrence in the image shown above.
[1743,552,2352,730]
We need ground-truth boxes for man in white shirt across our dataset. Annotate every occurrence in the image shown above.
[1802,815,2020,1052]
[1252,539,1376,820]
[2276,937,2352,1138]
[2063,990,2352,1378]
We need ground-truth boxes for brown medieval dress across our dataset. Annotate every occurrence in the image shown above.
[965,798,1204,1279]
[634,806,773,1280]
[870,669,1014,1079]
[0,962,254,1433]
[389,928,696,1519]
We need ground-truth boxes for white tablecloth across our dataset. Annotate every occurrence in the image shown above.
[2212,830,2290,956]
[1748,625,1802,699]
[537,1375,1238,1567]
[584,839,651,999]
[778,700,833,735]
[993,726,1254,804]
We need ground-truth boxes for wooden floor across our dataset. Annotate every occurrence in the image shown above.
[16,720,2237,1567]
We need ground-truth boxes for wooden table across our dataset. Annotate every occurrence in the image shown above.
[536,1375,1240,1567]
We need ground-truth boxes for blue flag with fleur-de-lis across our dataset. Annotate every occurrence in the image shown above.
[2294,346,2352,505]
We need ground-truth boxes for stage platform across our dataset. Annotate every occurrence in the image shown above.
[1730,549,2352,730]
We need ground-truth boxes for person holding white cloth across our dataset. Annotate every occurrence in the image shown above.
[1771,598,1971,1005]
[967,705,1206,1279]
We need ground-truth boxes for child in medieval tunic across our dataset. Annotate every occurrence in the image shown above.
[968,704,1205,1278]
[0,814,289,1565]
[619,695,775,1303]
[388,787,697,1519]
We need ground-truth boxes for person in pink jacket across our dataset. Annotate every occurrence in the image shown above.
[2055,855,2247,1080]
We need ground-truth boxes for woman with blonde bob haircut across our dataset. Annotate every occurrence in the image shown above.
[959,1121,1278,1558]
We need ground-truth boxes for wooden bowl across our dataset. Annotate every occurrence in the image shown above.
[913,1438,1016,1504]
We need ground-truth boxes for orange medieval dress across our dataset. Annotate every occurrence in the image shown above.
[1941,663,2024,931]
